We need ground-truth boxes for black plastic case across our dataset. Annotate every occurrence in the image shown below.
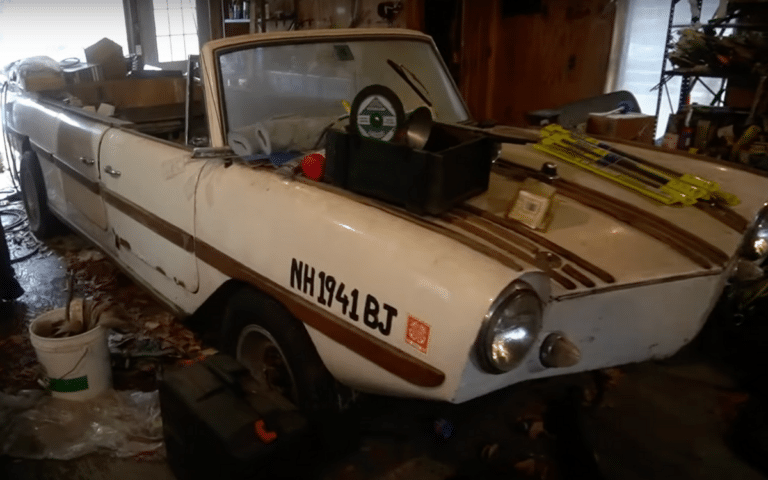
[160,354,310,480]
[325,123,495,215]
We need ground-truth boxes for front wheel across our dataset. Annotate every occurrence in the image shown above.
[19,150,61,238]
[220,287,339,413]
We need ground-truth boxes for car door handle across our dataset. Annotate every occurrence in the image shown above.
[104,165,121,178]
[79,156,95,166]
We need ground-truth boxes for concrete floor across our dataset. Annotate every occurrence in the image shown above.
[0,174,766,479]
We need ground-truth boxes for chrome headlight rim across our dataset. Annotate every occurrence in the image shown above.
[740,202,768,264]
[476,281,543,374]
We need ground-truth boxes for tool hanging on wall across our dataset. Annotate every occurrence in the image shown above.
[534,124,739,206]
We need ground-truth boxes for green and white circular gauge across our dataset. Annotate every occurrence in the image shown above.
[350,85,405,142]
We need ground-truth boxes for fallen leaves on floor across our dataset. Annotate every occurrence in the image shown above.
[516,401,549,440]
[0,351,40,392]
[601,368,625,387]
[62,246,204,359]
[2,240,208,391]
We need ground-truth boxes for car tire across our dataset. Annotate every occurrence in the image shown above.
[19,150,60,238]
[221,286,339,413]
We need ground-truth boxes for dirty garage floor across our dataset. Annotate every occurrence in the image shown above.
[0,181,766,480]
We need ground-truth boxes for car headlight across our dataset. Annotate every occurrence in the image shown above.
[741,203,768,263]
[477,281,542,373]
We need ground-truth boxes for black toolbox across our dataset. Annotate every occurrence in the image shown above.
[325,123,496,215]
[160,354,311,480]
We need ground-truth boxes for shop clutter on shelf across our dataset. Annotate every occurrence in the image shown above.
[655,1,768,170]
[662,104,767,169]
[669,28,768,76]
[226,0,251,20]
[660,27,768,168]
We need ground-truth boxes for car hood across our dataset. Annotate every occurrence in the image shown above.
[424,138,768,299]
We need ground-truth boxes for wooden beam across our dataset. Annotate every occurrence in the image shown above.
[403,0,425,31]
[208,0,224,40]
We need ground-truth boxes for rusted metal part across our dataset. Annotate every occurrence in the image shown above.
[101,189,195,253]
[458,204,616,284]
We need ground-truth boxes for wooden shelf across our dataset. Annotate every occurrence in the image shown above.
[224,21,250,37]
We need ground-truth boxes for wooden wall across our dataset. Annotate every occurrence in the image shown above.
[460,0,615,126]
[296,0,423,30]
[208,1,424,38]
[204,0,613,128]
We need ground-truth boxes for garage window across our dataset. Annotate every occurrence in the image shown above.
[0,0,128,68]
[153,0,199,63]
[613,0,724,138]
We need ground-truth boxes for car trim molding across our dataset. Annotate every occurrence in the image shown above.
[291,176,526,273]
[554,269,721,300]
[440,212,579,290]
[54,155,101,195]
[578,135,750,233]
[292,175,606,289]
[457,205,616,284]
[495,160,728,269]
[553,180,727,267]
[694,201,748,233]
[101,189,196,253]
[194,239,447,388]
[99,187,446,388]
[32,145,101,195]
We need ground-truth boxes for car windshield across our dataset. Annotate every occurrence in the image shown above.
[217,38,470,155]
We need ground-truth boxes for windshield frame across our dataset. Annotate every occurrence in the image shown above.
[211,32,472,149]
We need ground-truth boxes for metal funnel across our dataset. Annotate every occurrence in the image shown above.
[404,106,433,150]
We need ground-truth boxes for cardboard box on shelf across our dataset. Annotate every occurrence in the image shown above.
[84,38,126,80]
[587,112,656,144]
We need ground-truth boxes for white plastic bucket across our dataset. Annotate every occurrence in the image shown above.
[29,308,112,401]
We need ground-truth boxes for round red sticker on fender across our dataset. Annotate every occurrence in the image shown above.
[302,153,326,181]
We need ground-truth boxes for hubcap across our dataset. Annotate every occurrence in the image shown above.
[236,324,298,403]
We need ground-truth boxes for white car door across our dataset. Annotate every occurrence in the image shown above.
[55,114,110,232]
[99,128,204,295]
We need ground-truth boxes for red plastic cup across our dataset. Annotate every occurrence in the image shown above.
[301,153,326,181]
